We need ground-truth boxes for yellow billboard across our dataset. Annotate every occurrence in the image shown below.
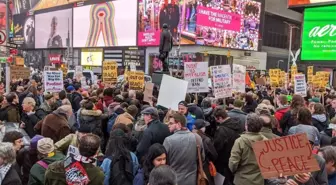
[81,48,103,66]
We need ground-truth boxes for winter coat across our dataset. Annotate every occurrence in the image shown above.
[260,127,279,139]
[44,160,104,185]
[280,109,299,135]
[4,103,21,123]
[320,129,333,147]
[159,29,173,52]
[21,109,46,138]
[288,124,321,144]
[70,92,82,113]
[274,106,290,122]
[227,109,247,131]
[188,104,205,119]
[312,114,329,132]
[186,113,196,131]
[229,132,267,185]
[133,168,145,185]
[136,119,170,161]
[78,109,105,137]
[329,172,336,185]
[39,102,52,114]
[242,101,258,114]
[132,117,147,142]
[16,147,38,185]
[213,117,243,185]
[34,109,71,143]
[113,112,135,130]
[2,165,22,185]
[163,129,204,185]
[28,152,65,185]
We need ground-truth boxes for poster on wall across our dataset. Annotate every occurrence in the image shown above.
[81,48,103,66]
[73,0,137,47]
[288,0,336,7]
[184,62,208,93]
[35,8,72,49]
[13,14,35,48]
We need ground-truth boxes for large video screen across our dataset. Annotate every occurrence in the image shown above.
[138,0,261,51]
[13,14,35,48]
[301,5,336,61]
[81,48,103,66]
[288,0,336,7]
[73,0,137,47]
[35,8,72,49]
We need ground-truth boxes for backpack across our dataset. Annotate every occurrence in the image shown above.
[107,113,119,134]
[108,154,134,185]
[37,160,49,169]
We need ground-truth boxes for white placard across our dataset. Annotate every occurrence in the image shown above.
[67,145,80,157]
[232,64,246,93]
[184,62,209,93]
[212,65,232,98]
[44,71,64,93]
[157,75,188,111]
[294,74,307,97]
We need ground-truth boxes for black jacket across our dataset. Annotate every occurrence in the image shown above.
[2,165,22,185]
[21,109,46,138]
[188,104,204,120]
[159,29,173,52]
[280,110,298,135]
[214,117,243,185]
[242,101,258,113]
[71,92,82,113]
[16,146,38,185]
[312,115,329,132]
[320,129,333,147]
[78,109,105,137]
[136,119,171,161]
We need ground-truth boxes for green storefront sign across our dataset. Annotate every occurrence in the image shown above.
[301,5,336,61]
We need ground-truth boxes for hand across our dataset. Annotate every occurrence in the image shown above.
[286,179,298,185]
[294,173,310,183]
[20,122,25,129]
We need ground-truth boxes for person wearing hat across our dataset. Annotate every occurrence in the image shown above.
[136,107,170,161]
[39,93,55,114]
[28,138,65,185]
[227,99,247,131]
[178,101,197,131]
[113,105,138,130]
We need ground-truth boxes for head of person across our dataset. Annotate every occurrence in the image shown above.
[193,119,210,133]
[259,113,275,129]
[178,101,188,115]
[114,95,124,103]
[44,93,55,104]
[0,142,16,166]
[106,129,129,157]
[312,103,326,115]
[331,97,336,109]
[318,146,336,174]
[162,23,169,30]
[126,105,139,118]
[16,86,24,93]
[37,138,54,159]
[78,133,101,158]
[128,90,136,100]
[291,94,305,110]
[297,107,312,125]
[141,107,159,124]
[277,94,288,107]
[51,16,58,33]
[245,113,263,133]
[233,99,244,110]
[148,165,177,185]
[66,85,75,93]
[255,103,271,115]
[57,105,73,119]
[103,88,114,97]
[6,92,18,105]
[201,98,212,109]
[73,83,81,92]
[213,107,228,123]
[245,93,254,104]
[22,97,36,113]
[168,112,186,133]
[143,144,167,183]
[77,124,93,142]
[2,131,24,152]
[59,90,66,100]
[83,100,94,110]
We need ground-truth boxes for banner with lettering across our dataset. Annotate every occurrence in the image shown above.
[291,65,298,83]
[294,74,307,97]
[10,66,30,80]
[44,71,64,93]
[129,71,145,90]
[184,62,209,93]
[307,66,313,83]
[211,65,232,98]
[269,69,280,87]
[232,64,246,93]
[103,61,118,85]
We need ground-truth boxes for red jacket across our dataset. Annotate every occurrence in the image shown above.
[274,106,290,122]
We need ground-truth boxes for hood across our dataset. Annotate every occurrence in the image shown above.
[240,132,266,148]
[221,117,243,132]
[103,96,113,107]
[43,152,65,164]
[81,109,102,117]
[312,114,327,123]
[108,102,120,110]
[121,112,135,121]
[229,109,247,115]
[135,118,147,132]
[202,107,213,116]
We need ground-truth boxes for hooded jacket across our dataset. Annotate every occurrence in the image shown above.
[312,114,329,132]
[274,106,290,122]
[188,104,204,120]
[113,112,135,130]
[227,109,247,131]
[78,109,105,137]
[229,132,267,185]
[214,117,243,184]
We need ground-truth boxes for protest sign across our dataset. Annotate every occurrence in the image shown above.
[269,69,280,87]
[67,145,80,157]
[212,65,232,98]
[279,71,286,87]
[294,74,307,97]
[129,71,145,90]
[253,133,320,179]
[307,66,313,83]
[15,57,24,66]
[143,82,154,104]
[232,64,246,93]
[103,61,118,84]
[256,78,266,86]
[291,65,298,83]
[44,71,64,93]
[157,75,188,111]
[10,66,30,80]
[184,62,208,93]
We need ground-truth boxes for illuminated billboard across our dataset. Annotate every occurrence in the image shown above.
[288,0,336,7]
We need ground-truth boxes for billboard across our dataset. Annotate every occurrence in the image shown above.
[288,0,336,7]
[301,5,336,61]
[138,0,261,51]
[73,0,137,47]
[81,48,103,66]
[35,8,72,49]
[13,14,35,48]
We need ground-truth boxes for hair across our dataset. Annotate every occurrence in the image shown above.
[6,92,17,103]
[246,113,263,132]
[129,90,136,99]
[73,83,81,91]
[297,107,312,125]
[245,93,254,104]
[313,103,325,114]
[113,88,121,97]
[148,165,177,185]
[105,129,130,158]
[112,123,132,134]
[0,142,16,165]
[27,85,38,96]
[59,90,66,100]
[278,95,288,105]
[171,112,186,127]
[96,88,104,96]
[2,131,24,143]
[143,144,167,184]
[319,146,336,168]
[129,99,141,110]
[103,88,114,97]
[185,94,192,104]
[259,113,274,129]
[136,91,144,102]
[83,100,94,110]
[126,105,139,118]
[233,99,244,108]
[23,97,36,107]
[201,98,212,108]
[291,94,305,110]
[78,133,101,158]
[114,95,124,103]
[213,107,228,120]
[331,117,336,125]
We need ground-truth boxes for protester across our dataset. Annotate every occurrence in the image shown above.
[39,93,54,114]
[21,97,46,138]
[227,99,247,131]
[113,104,138,130]
[243,93,258,113]
[274,94,290,122]
[281,94,306,134]
[259,113,279,139]
[148,165,177,185]
[319,146,336,185]
[328,96,336,120]
[177,101,196,131]
[70,83,83,113]
[2,92,20,122]
[0,142,22,185]
[185,94,204,119]
[321,117,336,147]
[312,103,329,132]
[2,131,24,152]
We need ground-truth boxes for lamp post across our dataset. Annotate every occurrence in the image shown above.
[284,22,300,73]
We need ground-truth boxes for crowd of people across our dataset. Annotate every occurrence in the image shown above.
[0,78,335,185]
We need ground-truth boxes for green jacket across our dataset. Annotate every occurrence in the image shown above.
[44,160,104,185]
[260,127,279,139]
[229,132,267,185]
[28,152,65,185]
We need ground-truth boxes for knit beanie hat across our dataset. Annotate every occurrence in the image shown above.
[30,135,44,150]
[37,138,54,155]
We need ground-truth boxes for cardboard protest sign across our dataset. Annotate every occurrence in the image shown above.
[294,74,307,97]
[129,71,145,90]
[307,66,313,83]
[15,57,24,66]
[184,62,208,93]
[232,64,246,93]
[279,71,286,87]
[10,66,30,80]
[44,71,64,93]
[256,78,266,86]
[269,69,280,87]
[157,75,188,111]
[103,61,118,84]
[212,65,232,98]
[143,82,154,104]
[291,65,298,83]
[253,133,320,179]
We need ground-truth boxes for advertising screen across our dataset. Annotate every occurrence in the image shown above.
[81,48,103,66]
[35,8,72,49]
[288,0,336,7]
[73,0,137,47]
[13,14,35,48]
[301,5,336,61]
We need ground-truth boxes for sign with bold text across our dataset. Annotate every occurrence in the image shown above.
[44,71,64,93]
[184,62,208,93]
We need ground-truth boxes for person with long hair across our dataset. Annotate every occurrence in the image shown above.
[312,103,329,132]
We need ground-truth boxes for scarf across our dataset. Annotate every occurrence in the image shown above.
[0,164,12,184]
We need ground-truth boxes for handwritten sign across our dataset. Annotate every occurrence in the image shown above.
[269,69,280,87]
[103,61,118,84]
[10,66,30,80]
[44,71,64,93]
[232,64,246,93]
[211,65,232,98]
[15,57,24,66]
[307,66,313,83]
[253,133,320,179]
[291,65,298,83]
[294,74,307,97]
[184,62,208,93]
[129,71,145,90]
[143,82,154,104]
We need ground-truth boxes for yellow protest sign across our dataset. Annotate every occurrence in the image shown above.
[269,69,280,87]
[291,65,298,83]
[10,66,30,80]
[307,66,313,83]
[15,57,24,66]
[103,61,118,84]
[129,71,145,90]
[60,65,68,78]
[279,71,286,87]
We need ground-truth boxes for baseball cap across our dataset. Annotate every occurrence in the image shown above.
[66,85,75,91]
[194,119,210,130]
[178,101,188,107]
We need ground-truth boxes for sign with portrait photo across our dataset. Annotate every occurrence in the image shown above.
[13,14,35,48]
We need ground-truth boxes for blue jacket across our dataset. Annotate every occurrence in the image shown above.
[100,152,139,185]
[329,173,336,185]
[186,113,196,131]
[133,168,144,185]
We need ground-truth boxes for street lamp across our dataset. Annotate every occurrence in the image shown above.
[284,22,300,73]
[277,60,284,69]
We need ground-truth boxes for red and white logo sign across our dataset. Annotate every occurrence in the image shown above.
[49,54,62,64]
